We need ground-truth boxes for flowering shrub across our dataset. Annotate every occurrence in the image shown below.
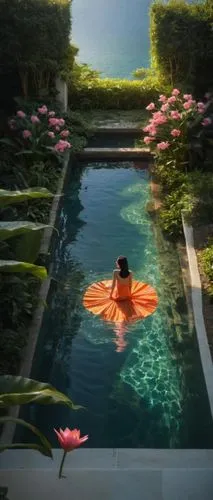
[8,104,72,160]
[143,89,211,169]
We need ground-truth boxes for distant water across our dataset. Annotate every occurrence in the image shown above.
[72,0,152,79]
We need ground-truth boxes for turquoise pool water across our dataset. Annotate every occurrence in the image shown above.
[25,162,213,448]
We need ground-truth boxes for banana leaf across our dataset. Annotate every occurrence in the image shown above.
[0,416,52,458]
[0,222,49,242]
[0,188,53,208]
[0,376,81,410]
[0,260,47,279]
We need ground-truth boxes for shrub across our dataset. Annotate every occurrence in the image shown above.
[0,0,71,98]
[150,0,213,95]
[142,89,210,170]
[199,243,213,296]
[68,75,165,110]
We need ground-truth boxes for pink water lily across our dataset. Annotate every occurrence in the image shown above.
[55,427,88,479]
[55,427,88,452]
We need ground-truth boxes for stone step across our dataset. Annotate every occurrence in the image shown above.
[78,147,152,160]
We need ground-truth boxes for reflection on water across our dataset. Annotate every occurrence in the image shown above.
[19,162,213,449]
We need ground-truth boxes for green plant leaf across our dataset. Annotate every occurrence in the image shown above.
[0,416,52,458]
[0,376,81,410]
[0,260,47,279]
[0,138,16,147]
[0,222,49,242]
[0,188,53,208]
[0,442,51,457]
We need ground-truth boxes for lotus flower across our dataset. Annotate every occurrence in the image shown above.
[54,427,88,478]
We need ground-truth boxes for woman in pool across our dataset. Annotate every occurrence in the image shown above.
[83,256,158,324]
[109,256,132,300]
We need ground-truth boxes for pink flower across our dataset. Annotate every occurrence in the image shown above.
[171,128,181,137]
[159,95,167,103]
[58,118,65,127]
[54,140,71,153]
[60,129,70,138]
[161,103,169,112]
[172,89,180,96]
[170,110,181,120]
[146,102,155,111]
[48,111,56,117]
[144,136,154,144]
[168,96,176,104]
[197,102,206,113]
[23,130,32,139]
[153,115,167,125]
[17,110,26,118]
[49,117,58,127]
[55,427,88,479]
[54,428,88,452]
[183,100,194,110]
[31,115,40,124]
[183,94,192,100]
[55,126,60,131]
[48,131,55,138]
[157,141,170,150]
[149,127,157,136]
[38,105,48,114]
[202,117,212,126]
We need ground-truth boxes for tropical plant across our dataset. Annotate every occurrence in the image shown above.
[142,89,211,170]
[0,187,53,276]
[5,105,72,163]
[0,375,80,457]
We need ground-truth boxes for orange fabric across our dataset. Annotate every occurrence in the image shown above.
[83,279,158,323]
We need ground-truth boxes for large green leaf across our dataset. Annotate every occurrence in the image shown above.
[0,260,47,279]
[0,417,52,458]
[0,188,53,207]
[0,221,49,242]
[0,376,80,410]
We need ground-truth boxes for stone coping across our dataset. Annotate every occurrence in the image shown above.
[78,147,151,160]
[1,449,213,470]
[182,214,213,419]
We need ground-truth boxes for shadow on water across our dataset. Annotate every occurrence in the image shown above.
[17,162,213,449]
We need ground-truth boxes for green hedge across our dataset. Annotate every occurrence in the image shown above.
[0,0,71,97]
[68,77,164,110]
[150,0,213,95]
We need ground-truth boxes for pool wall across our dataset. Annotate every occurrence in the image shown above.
[182,215,213,420]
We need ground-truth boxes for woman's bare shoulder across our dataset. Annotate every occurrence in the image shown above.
[113,269,119,274]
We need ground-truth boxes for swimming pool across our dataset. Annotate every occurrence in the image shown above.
[22,161,213,448]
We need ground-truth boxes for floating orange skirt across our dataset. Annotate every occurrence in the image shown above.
[83,279,158,323]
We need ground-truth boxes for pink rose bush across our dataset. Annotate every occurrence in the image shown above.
[143,89,210,168]
[8,104,72,158]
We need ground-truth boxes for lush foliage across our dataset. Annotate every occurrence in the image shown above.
[0,375,79,457]
[68,68,165,110]
[142,89,210,167]
[143,89,213,238]
[0,0,71,98]
[150,0,213,95]
[199,242,213,296]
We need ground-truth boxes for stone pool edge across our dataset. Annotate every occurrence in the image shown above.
[182,214,213,420]
[0,152,70,446]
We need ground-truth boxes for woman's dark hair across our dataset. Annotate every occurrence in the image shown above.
[117,256,130,278]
